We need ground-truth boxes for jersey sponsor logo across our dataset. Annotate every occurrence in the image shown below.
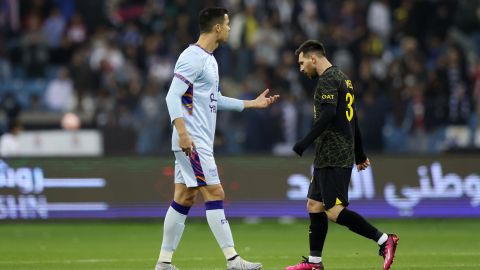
[321,94,335,100]
[209,93,217,113]
[345,79,353,89]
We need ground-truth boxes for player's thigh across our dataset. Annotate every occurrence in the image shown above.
[319,167,352,210]
[173,183,198,206]
[307,168,323,203]
[199,184,225,201]
[173,148,220,188]
[307,198,325,213]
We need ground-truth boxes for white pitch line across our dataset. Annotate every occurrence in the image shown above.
[1,255,479,270]
[0,258,151,265]
[46,202,108,211]
[43,178,106,188]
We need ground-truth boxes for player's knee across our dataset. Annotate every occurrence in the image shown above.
[174,191,197,207]
[200,185,225,201]
[185,196,196,207]
[307,200,324,213]
[325,210,338,221]
[176,196,195,207]
[325,205,344,222]
[306,200,315,212]
[210,189,225,200]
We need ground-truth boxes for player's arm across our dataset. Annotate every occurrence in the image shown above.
[354,111,370,171]
[217,91,245,111]
[293,104,336,156]
[174,118,194,156]
[218,89,279,110]
[243,89,280,109]
[293,83,338,156]
[165,53,200,156]
[165,77,195,156]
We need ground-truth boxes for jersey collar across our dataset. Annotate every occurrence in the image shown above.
[191,44,213,55]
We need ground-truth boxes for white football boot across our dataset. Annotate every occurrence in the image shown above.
[227,256,262,270]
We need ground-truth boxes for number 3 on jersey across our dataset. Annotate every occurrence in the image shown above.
[345,93,354,121]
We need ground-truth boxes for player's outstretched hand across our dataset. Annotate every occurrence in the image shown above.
[356,158,370,171]
[246,89,280,109]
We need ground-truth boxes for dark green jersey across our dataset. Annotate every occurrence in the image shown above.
[313,66,356,168]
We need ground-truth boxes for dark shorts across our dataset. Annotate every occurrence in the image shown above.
[307,167,352,209]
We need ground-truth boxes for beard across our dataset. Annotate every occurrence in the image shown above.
[306,71,319,79]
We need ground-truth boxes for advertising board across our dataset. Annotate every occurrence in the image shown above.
[1,156,479,219]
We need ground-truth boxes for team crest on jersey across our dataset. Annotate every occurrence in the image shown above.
[209,168,218,177]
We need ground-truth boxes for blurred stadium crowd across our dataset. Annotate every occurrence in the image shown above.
[1,0,480,155]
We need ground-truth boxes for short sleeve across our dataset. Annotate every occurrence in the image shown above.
[173,50,203,85]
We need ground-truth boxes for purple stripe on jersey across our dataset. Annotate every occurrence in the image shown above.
[189,149,206,186]
[205,200,224,210]
[174,73,193,86]
[171,201,190,215]
[181,86,193,115]
[175,73,194,115]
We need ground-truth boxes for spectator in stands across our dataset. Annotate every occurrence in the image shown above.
[90,38,125,73]
[1,0,479,155]
[0,55,11,81]
[70,46,95,111]
[252,15,284,67]
[0,93,21,127]
[367,0,391,42]
[443,45,473,125]
[21,13,49,78]
[298,0,322,40]
[44,67,74,112]
[122,22,142,48]
[66,13,88,46]
[133,81,167,154]
[0,120,22,157]
[42,7,66,48]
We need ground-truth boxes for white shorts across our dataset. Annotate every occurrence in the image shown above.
[174,148,220,187]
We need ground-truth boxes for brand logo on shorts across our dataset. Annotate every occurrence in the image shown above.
[209,168,218,177]
[221,219,228,224]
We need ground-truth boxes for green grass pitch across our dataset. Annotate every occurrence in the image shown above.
[1,219,479,270]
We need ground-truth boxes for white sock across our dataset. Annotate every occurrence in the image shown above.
[205,201,237,260]
[158,204,189,263]
[308,256,322,263]
[377,233,388,245]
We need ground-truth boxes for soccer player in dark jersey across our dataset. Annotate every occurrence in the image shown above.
[285,40,399,270]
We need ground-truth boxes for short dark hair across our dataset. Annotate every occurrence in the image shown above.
[295,40,326,57]
[199,7,228,33]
